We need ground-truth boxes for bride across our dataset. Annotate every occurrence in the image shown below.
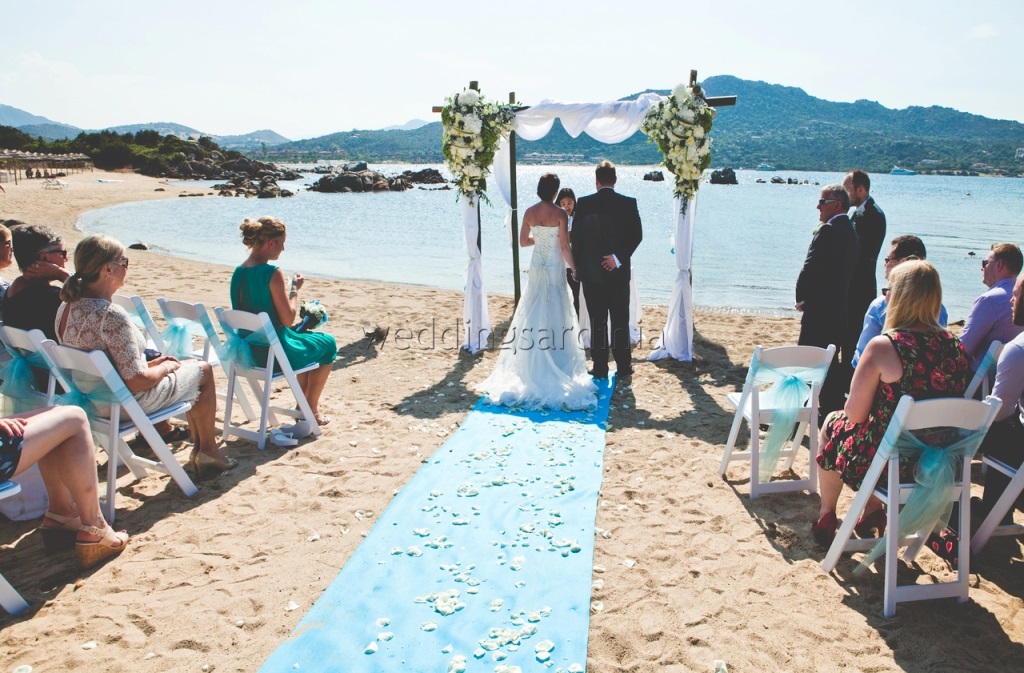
[476,174,597,410]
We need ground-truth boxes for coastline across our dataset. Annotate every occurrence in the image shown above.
[0,171,1021,672]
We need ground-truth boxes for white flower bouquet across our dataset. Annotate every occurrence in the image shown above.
[641,84,716,214]
[295,300,329,333]
[441,87,516,203]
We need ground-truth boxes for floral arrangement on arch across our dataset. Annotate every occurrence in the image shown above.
[441,87,516,203]
[641,83,715,213]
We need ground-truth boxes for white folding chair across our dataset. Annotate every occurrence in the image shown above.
[0,480,31,615]
[822,395,1000,618]
[157,298,256,423]
[971,455,1024,554]
[0,324,57,412]
[965,341,1003,400]
[40,340,198,522]
[112,294,167,353]
[215,308,321,450]
[721,344,835,498]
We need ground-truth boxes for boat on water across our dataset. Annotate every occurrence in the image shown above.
[755,163,775,171]
[890,165,917,176]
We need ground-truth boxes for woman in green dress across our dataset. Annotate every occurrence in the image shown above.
[231,217,337,426]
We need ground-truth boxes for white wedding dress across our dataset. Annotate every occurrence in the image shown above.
[477,226,597,411]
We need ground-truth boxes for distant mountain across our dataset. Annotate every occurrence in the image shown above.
[269,124,444,163]
[0,103,61,128]
[264,75,1024,174]
[15,122,83,141]
[103,121,203,137]
[382,119,432,131]
[213,129,291,151]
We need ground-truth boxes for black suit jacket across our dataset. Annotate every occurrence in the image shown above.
[796,214,859,344]
[571,188,643,287]
[848,196,887,323]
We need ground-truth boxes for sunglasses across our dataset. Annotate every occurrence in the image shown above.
[982,259,996,269]
[817,198,840,206]
[41,247,68,260]
[114,256,129,269]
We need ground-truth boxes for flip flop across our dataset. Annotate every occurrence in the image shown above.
[314,413,331,427]
[160,426,191,443]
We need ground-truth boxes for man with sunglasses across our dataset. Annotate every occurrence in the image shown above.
[850,235,949,368]
[796,184,859,418]
[960,242,1024,368]
[3,224,71,340]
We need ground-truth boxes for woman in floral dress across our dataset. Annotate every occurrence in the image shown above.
[812,260,970,545]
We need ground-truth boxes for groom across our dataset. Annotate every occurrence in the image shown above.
[571,161,643,384]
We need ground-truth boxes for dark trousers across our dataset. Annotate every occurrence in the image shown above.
[566,268,580,317]
[979,414,1024,516]
[798,314,845,424]
[583,281,631,376]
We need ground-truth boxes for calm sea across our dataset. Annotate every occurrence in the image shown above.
[77,166,1024,320]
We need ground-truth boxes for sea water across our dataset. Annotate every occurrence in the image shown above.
[77,165,1024,320]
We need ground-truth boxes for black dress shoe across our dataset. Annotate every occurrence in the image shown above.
[617,375,632,387]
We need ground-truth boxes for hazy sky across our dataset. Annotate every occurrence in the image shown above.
[1,1,1021,140]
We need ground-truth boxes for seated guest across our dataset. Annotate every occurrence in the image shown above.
[1,405,128,568]
[3,224,71,340]
[232,217,337,426]
[55,235,233,476]
[974,272,1024,525]
[851,235,949,367]
[960,242,1024,368]
[812,260,970,545]
[0,223,13,311]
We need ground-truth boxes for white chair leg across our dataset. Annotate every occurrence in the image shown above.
[749,418,761,499]
[721,409,745,475]
[0,573,29,615]
[972,464,1024,554]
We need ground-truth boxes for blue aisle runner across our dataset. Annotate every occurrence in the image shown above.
[260,378,614,673]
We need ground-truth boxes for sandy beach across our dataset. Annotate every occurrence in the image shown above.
[0,170,1021,672]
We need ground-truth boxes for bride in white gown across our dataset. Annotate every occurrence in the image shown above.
[476,174,597,411]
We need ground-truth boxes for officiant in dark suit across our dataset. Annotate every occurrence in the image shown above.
[843,169,886,380]
[571,161,643,384]
[796,184,859,419]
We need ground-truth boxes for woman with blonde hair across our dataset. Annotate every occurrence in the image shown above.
[812,260,971,545]
[56,235,232,476]
[232,217,336,425]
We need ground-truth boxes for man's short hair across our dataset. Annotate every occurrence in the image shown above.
[992,242,1024,275]
[846,169,870,192]
[891,235,927,261]
[821,184,850,210]
[595,160,616,186]
[12,224,62,271]
[536,173,560,201]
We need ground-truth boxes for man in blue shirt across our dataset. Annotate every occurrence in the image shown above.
[959,242,1024,368]
[851,235,948,368]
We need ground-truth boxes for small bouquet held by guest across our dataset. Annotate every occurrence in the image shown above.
[295,300,328,333]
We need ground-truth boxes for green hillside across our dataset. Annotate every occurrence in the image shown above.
[268,75,1024,175]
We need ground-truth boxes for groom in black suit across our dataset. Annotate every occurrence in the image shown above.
[571,161,643,384]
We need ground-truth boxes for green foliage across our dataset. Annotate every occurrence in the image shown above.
[0,125,242,175]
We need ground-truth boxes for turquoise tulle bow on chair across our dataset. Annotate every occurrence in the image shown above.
[752,362,828,481]
[0,349,51,415]
[721,344,836,499]
[216,324,271,372]
[161,317,207,361]
[53,372,126,419]
[857,425,989,570]
[821,394,1000,618]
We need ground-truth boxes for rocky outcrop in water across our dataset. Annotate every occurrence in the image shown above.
[402,168,446,184]
[643,170,665,182]
[213,173,294,198]
[710,167,738,184]
[309,169,411,193]
[164,154,302,190]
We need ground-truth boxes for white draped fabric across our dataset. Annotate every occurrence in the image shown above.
[461,195,490,354]
[647,195,696,361]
